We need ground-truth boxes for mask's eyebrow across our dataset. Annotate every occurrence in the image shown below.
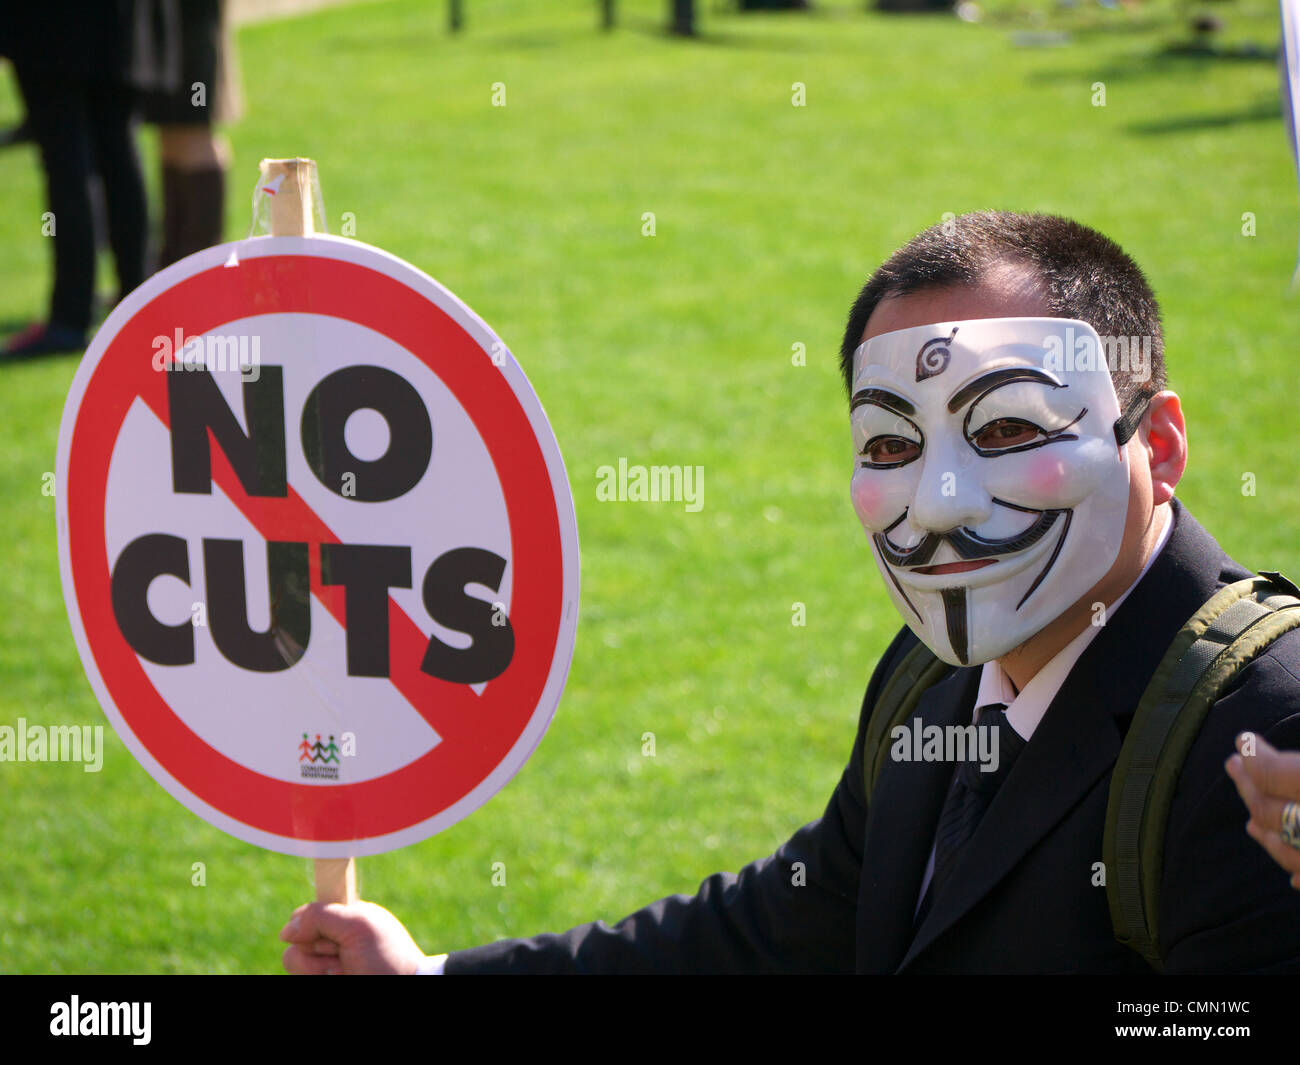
[946,367,1063,414]
[850,387,915,417]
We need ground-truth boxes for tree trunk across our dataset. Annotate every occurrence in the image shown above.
[670,0,696,36]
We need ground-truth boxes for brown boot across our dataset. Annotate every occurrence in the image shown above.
[158,164,226,268]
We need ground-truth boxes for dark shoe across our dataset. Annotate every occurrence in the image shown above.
[2,321,86,358]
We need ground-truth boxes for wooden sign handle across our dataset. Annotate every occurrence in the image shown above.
[260,157,317,238]
[260,157,357,906]
[314,857,358,905]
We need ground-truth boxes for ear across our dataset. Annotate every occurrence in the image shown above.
[1139,391,1187,506]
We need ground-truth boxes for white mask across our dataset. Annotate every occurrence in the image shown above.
[849,317,1139,667]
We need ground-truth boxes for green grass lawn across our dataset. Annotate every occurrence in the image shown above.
[1,0,1297,973]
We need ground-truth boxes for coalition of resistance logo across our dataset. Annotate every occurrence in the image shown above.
[299,732,341,780]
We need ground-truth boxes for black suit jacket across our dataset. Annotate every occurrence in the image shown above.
[445,499,1300,973]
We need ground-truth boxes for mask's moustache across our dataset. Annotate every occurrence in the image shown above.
[874,505,1064,568]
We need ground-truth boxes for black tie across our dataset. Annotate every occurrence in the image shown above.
[917,703,1025,923]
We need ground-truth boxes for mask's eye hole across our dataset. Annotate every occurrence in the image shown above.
[970,418,1044,453]
[861,435,921,468]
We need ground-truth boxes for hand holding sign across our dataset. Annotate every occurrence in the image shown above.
[279,900,428,975]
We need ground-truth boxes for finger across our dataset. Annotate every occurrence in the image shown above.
[1226,755,1267,818]
[310,901,376,942]
[283,944,342,976]
[1236,733,1300,798]
[279,902,317,942]
[1245,819,1300,878]
[1226,756,1296,834]
[311,937,340,956]
[281,901,364,945]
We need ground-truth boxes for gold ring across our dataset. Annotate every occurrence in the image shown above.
[1283,802,1300,851]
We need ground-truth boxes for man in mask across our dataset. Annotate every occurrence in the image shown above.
[281,211,1300,974]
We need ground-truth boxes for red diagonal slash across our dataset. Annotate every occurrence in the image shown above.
[135,370,479,737]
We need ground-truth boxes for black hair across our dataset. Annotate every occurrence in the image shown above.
[838,211,1166,411]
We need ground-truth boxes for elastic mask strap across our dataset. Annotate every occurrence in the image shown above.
[1113,392,1151,447]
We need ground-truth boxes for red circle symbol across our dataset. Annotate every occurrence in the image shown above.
[57,238,579,856]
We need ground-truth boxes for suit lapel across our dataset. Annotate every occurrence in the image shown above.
[898,660,1122,969]
[857,665,978,974]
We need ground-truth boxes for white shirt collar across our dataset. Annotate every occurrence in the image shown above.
[972,506,1174,738]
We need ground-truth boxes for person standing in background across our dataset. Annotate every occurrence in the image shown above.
[1,1,148,358]
[136,0,239,269]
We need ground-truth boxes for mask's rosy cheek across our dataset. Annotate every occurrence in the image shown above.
[850,470,894,530]
[1025,454,1066,498]
[985,439,1119,511]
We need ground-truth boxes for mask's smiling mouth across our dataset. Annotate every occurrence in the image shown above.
[876,502,1071,598]
[876,507,1075,664]
[912,559,997,576]
[875,503,1062,569]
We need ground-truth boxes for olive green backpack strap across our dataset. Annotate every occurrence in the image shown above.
[862,638,952,800]
[1103,571,1300,970]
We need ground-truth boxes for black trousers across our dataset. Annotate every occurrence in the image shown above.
[14,66,148,332]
